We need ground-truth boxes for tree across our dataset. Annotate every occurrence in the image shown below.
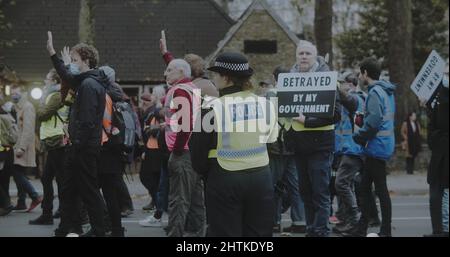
[387,0,415,132]
[0,0,17,50]
[336,0,449,70]
[335,0,389,68]
[314,0,333,68]
[79,0,95,45]
[335,0,449,138]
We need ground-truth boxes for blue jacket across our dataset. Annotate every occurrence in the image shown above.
[353,80,396,160]
[336,91,365,156]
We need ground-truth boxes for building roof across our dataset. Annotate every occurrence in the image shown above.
[0,0,234,84]
[206,0,299,62]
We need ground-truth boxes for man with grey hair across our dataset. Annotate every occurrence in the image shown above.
[158,59,205,237]
[286,40,341,237]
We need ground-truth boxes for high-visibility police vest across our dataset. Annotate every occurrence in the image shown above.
[212,90,278,171]
[364,85,395,160]
[335,91,365,156]
[39,92,68,140]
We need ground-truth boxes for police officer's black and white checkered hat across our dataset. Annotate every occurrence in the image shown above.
[208,52,254,77]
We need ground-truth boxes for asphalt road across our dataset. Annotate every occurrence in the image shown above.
[0,194,432,237]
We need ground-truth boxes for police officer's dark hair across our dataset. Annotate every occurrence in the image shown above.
[273,66,289,82]
[230,76,253,91]
[360,57,381,81]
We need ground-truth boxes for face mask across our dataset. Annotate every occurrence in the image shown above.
[68,63,81,75]
[11,94,21,103]
[443,75,449,89]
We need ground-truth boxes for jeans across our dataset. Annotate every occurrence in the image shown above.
[294,150,332,236]
[359,157,392,235]
[335,155,364,224]
[443,189,449,232]
[269,154,305,226]
[155,156,169,219]
[13,165,39,204]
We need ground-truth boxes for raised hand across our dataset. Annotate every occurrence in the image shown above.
[61,46,71,65]
[160,30,168,55]
[47,31,56,56]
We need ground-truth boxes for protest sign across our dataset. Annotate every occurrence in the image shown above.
[276,71,337,118]
[410,50,445,102]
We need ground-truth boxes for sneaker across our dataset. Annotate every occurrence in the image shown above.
[342,225,366,237]
[27,197,43,212]
[283,224,306,233]
[12,203,27,212]
[0,205,14,216]
[139,216,162,227]
[29,214,53,225]
[142,202,155,211]
[121,209,133,218]
[329,216,340,224]
[333,223,357,234]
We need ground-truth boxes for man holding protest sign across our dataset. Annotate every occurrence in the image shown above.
[280,40,341,237]
[422,60,449,237]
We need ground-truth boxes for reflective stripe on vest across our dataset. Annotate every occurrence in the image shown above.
[39,92,67,140]
[364,85,396,160]
[102,94,113,145]
[213,90,277,171]
[335,92,365,156]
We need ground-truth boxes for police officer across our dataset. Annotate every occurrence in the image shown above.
[345,57,396,237]
[205,52,278,236]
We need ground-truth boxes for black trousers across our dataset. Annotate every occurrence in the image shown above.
[406,156,416,174]
[429,182,445,234]
[0,150,14,208]
[99,173,123,233]
[118,176,133,211]
[359,157,392,235]
[140,149,162,204]
[206,160,274,237]
[41,147,65,215]
[57,146,106,236]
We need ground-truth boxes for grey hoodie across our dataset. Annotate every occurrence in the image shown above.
[353,80,396,145]
[290,56,330,73]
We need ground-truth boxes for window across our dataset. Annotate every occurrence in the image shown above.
[244,40,277,54]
